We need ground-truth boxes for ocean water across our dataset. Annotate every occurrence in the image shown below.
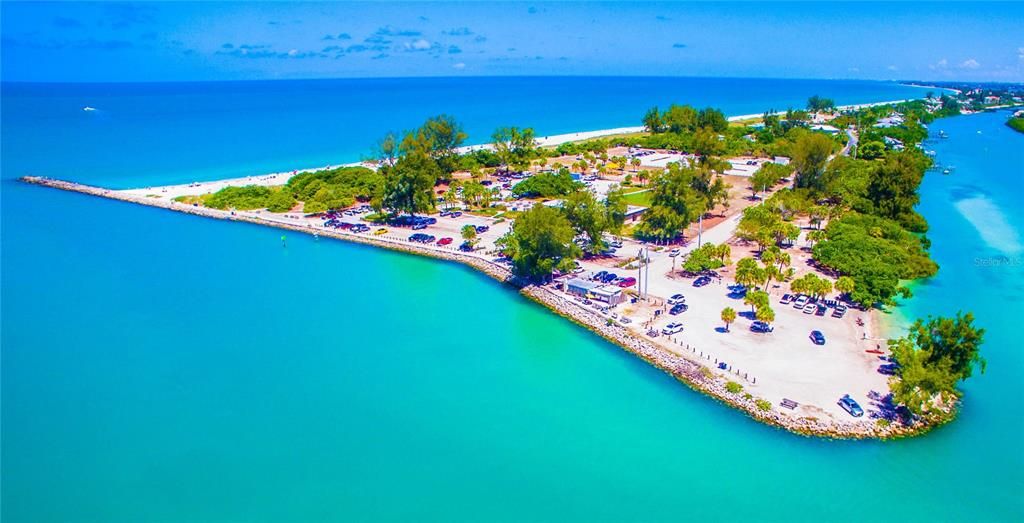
[3,77,1022,522]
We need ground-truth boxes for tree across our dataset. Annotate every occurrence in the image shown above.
[807,95,835,112]
[461,224,478,244]
[562,190,611,255]
[663,104,699,134]
[736,258,766,290]
[742,290,770,314]
[749,162,790,199]
[631,157,641,173]
[888,313,985,416]
[858,141,886,160]
[721,307,737,332]
[496,205,581,282]
[382,148,440,216]
[418,114,467,174]
[635,164,705,243]
[376,131,400,167]
[604,185,628,235]
[910,312,986,381]
[791,133,833,190]
[492,126,537,172]
[683,242,730,273]
[755,304,775,324]
[643,106,664,133]
[835,276,855,297]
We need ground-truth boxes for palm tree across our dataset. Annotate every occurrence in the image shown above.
[631,157,641,173]
[721,307,737,332]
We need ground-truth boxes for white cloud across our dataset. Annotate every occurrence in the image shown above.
[847,67,860,73]
[886,65,898,71]
[452,62,466,69]
[1018,47,1024,61]
[960,58,980,69]
[929,58,948,70]
[287,49,298,57]
[410,38,431,50]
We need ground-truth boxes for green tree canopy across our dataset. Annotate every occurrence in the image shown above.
[497,205,581,282]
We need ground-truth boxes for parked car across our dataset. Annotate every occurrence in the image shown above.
[374,228,388,235]
[450,211,463,218]
[793,295,809,308]
[668,294,686,305]
[437,237,453,246]
[459,242,473,252]
[669,303,688,315]
[802,303,817,314]
[593,270,609,281]
[780,293,793,305]
[809,330,826,345]
[618,277,636,288]
[669,248,681,257]
[601,273,618,283]
[815,304,827,316]
[693,276,712,287]
[662,323,684,335]
[838,394,864,417]
[475,225,490,233]
[750,321,774,333]
[412,223,427,230]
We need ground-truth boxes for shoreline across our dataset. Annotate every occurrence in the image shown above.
[21,174,944,439]
[130,97,924,193]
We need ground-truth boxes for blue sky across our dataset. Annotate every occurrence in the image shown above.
[2,1,1022,83]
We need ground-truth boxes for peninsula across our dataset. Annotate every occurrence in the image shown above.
[26,91,1007,439]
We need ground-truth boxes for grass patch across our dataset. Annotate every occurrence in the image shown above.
[755,399,772,411]
[173,194,209,205]
[726,381,743,394]
[621,189,652,207]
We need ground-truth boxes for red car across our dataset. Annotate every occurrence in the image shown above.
[618,277,637,288]
[437,237,453,246]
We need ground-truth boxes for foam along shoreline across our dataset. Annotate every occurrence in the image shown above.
[22,174,942,439]
[123,97,923,199]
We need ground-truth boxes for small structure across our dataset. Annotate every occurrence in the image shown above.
[772,156,791,166]
[883,136,905,151]
[624,205,647,222]
[565,279,626,305]
[810,124,840,135]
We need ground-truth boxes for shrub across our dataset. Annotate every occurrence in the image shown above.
[726,381,743,394]
[755,399,772,411]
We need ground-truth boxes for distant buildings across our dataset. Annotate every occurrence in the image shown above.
[883,136,905,151]
[874,113,905,128]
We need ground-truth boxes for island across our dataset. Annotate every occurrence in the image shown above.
[26,89,1017,439]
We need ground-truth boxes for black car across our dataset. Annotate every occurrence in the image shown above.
[751,321,774,333]
[593,270,608,281]
[476,225,490,233]
[602,273,619,283]
[693,276,712,287]
[669,303,688,315]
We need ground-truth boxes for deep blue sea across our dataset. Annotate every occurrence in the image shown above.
[3,77,1022,522]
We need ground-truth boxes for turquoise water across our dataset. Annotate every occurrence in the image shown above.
[3,78,1022,521]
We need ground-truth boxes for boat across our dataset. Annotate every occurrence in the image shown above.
[943,169,951,175]
[82,106,96,112]
[938,130,948,139]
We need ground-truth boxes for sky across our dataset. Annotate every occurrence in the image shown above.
[2,1,1023,83]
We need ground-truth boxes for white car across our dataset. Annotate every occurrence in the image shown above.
[793,295,809,308]
[669,248,681,257]
[662,323,684,335]
[668,294,686,305]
